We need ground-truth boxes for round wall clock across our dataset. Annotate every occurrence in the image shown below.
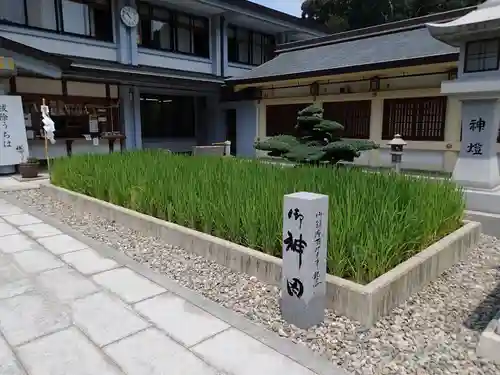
[120,6,139,28]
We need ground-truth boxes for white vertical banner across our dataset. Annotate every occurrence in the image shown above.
[280,192,328,329]
[0,95,29,166]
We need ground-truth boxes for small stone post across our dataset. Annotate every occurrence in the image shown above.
[280,192,328,329]
[224,140,231,156]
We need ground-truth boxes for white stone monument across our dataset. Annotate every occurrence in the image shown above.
[0,95,29,173]
[427,0,500,189]
[428,2,500,362]
[0,58,19,175]
[280,192,328,329]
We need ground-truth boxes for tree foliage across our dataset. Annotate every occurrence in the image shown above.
[254,105,378,165]
[301,0,485,32]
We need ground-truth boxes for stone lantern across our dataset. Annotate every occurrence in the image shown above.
[388,134,406,173]
[427,0,500,189]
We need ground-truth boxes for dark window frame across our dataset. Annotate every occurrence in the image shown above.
[382,97,447,141]
[464,38,500,73]
[227,24,275,66]
[265,103,311,137]
[137,1,210,59]
[0,0,114,42]
[323,100,371,139]
[140,94,196,139]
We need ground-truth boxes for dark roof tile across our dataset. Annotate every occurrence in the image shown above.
[227,26,458,84]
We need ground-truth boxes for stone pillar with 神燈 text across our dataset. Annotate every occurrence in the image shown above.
[280,192,328,329]
[426,1,500,190]
[452,99,500,189]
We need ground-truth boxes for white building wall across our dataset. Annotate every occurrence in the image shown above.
[254,71,469,173]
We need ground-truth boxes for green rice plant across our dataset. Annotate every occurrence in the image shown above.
[51,150,465,284]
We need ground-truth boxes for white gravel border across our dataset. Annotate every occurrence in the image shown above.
[6,189,500,375]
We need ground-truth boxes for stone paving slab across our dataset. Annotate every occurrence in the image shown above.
[17,328,123,375]
[0,334,25,375]
[0,234,43,253]
[135,293,230,347]
[0,279,34,300]
[36,267,98,303]
[0,255,26,286]
[93,268,165,303]
[62,248,119,275]
[18,223,62,239]
[193,328,317,375]
[104,328,219,375]
[0,194,350,375]
[0,201,23,216]
[0,292,71,346]
[73,292,150,347]
[37,234,89,255]
[3,214,42,226]
[0,222,20,237]
[0,176,48,192]
[12,250,64,274]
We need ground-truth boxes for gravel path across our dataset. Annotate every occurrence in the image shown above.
[5,189,500,375]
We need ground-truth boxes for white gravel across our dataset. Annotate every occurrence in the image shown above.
[6,189,500,375]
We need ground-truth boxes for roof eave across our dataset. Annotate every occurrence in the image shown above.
[0,36,72,69]
[198,0,328,35]
[227,53,459,87]
[276,6,477,53]
[427,18,500,47]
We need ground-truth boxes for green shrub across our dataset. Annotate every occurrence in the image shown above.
[51,150,465,284]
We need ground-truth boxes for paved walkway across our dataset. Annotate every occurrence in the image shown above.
[0,196,345,375]
[0,175,48,192]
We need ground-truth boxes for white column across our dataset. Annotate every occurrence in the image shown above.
[235,101,258,157]
[114,0,138,65]
[367,98,383,167]
[120,85,141,149]
[280,192,328,329]
[443,97,461,172]
[210,15,222,77]
[221,17,228,77]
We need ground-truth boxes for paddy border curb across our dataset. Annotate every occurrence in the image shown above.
[39,184,481,327]
[1,189,350,375]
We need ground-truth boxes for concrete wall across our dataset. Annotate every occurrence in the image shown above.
[142,138,196,153]
[218,100,259,157]
[0,24,117,61]
[137,48,213,74]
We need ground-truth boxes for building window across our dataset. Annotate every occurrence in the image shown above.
[382,97,447,141]
[140,94,196,139]
[228,25,275,65]
[138,2,209,58]
[0,0,112,42]
[464,39,500,73]
[266,103,311,136]
[61,0,113,41]
[323,101,371,139]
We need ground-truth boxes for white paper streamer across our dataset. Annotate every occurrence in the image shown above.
[41,104,56,144]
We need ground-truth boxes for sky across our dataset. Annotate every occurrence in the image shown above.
[250,0,303,16]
